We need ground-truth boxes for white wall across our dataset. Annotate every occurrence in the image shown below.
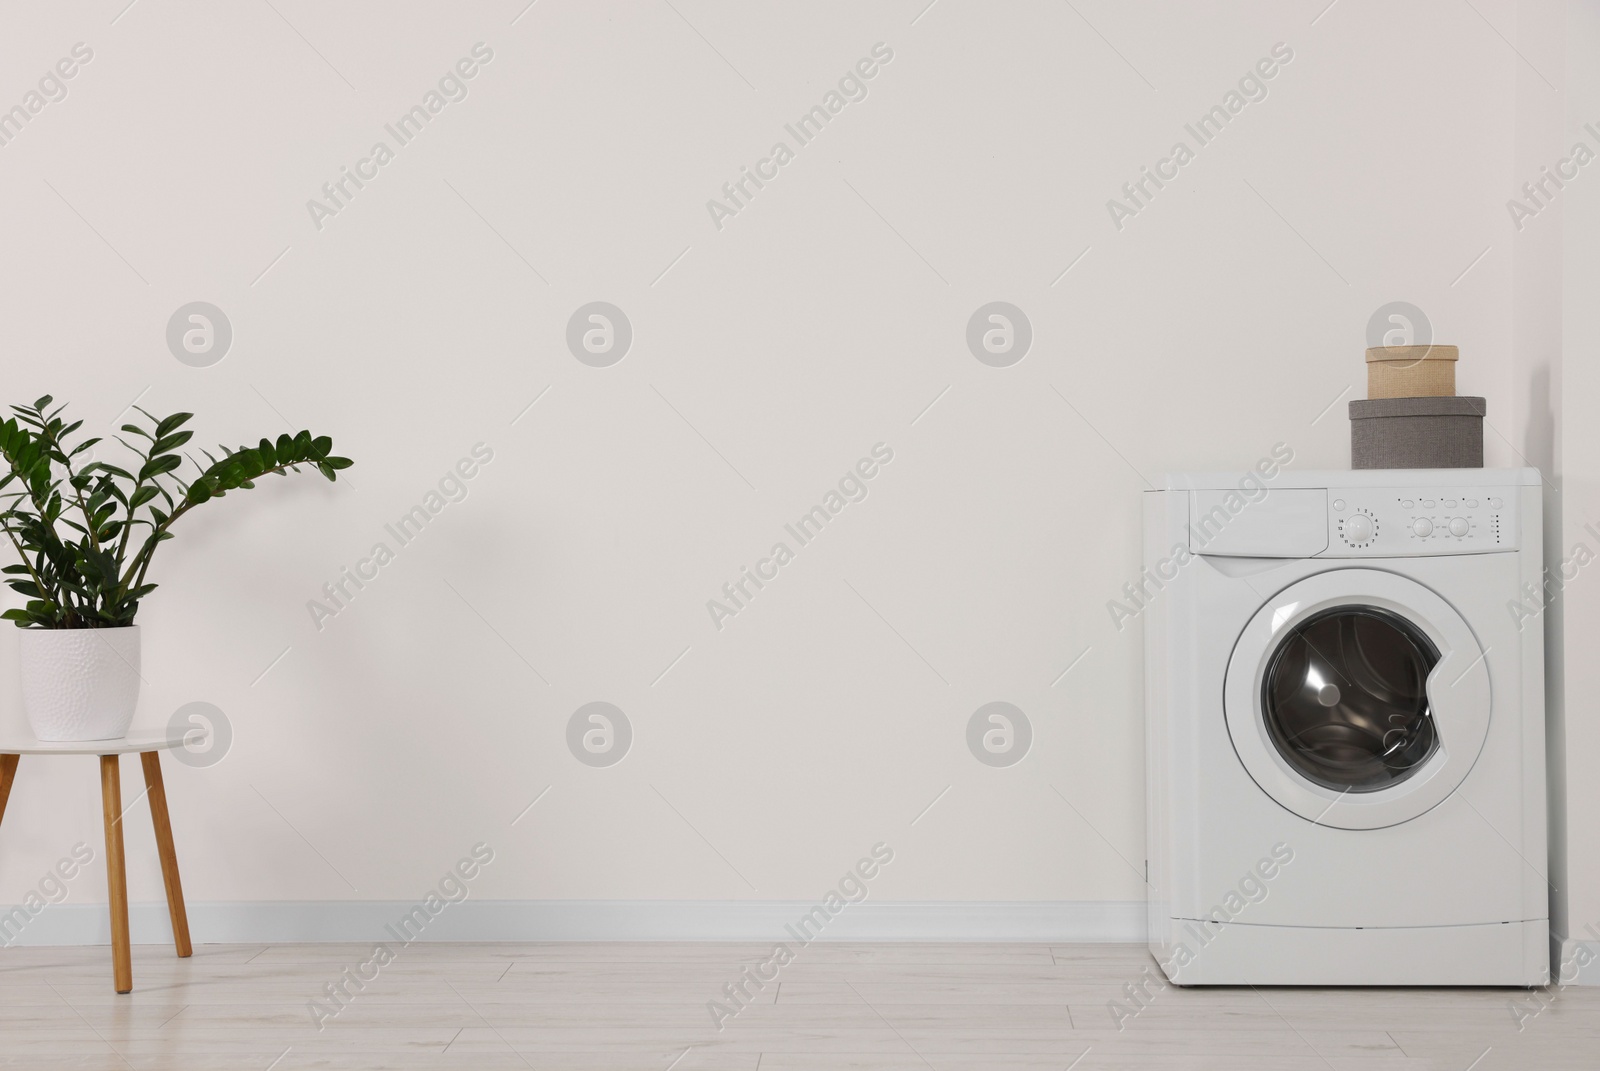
[1553,0,1600,978]
[0,1,1545,935]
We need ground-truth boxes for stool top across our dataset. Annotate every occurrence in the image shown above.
[0,727,203,756]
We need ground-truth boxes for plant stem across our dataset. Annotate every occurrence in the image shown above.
[119,462,306,599]
[0,512,57,623]
[58,449,102,556]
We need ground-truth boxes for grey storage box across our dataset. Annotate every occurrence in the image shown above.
[1349,396,1484,469]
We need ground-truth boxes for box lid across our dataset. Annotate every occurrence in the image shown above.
[1349,396,1485,418]
[1365,344,1459,363]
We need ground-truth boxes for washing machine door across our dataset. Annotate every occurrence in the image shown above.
[1224,568,1490,830]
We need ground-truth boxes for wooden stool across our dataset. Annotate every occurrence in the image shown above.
[0,729,197,993]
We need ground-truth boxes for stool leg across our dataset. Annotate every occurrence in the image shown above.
[99,755,131,994]
[0,754,18,829]
[140,752,192,958]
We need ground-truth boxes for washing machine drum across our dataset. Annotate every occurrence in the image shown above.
[1225,569,1491,830]
[1263,607,1439,792]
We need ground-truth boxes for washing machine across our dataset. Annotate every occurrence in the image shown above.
[1143,468,1549,985]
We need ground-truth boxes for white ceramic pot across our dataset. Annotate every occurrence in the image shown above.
[19,626,142,741]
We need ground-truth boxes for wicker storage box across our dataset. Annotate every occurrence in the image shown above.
[1365,345,1458,399]
[1349,396,1484,469]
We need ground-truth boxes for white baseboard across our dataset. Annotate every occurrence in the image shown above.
[0,900,1145,947]
[1557,937,1600,985]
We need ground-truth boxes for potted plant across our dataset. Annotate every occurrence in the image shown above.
[0,396,352,741]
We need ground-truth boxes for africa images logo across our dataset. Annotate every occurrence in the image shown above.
[705,43,894,231]
[0,42,93,150]
[706,443,893,630]
[305,44,495,231]
[1105,42,1293,231]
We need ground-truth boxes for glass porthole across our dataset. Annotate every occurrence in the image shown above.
[1261,606,1440,793]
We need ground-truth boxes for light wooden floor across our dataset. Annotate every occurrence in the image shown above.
[0,941,1594,1069]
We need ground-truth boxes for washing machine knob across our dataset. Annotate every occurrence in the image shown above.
[1345,514,1374,542]
[1449,517,1470,537]
[1412,518,1434,538]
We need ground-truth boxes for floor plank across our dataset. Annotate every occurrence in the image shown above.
[0,941,1587,1069]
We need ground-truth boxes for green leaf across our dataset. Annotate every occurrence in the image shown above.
[137,454,183,481]
[154,412,193,438]
[129,486,159,509]
[121,424,153,440]
[151,430,193,455]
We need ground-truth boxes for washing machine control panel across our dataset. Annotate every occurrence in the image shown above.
[1323,487,1517,555]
